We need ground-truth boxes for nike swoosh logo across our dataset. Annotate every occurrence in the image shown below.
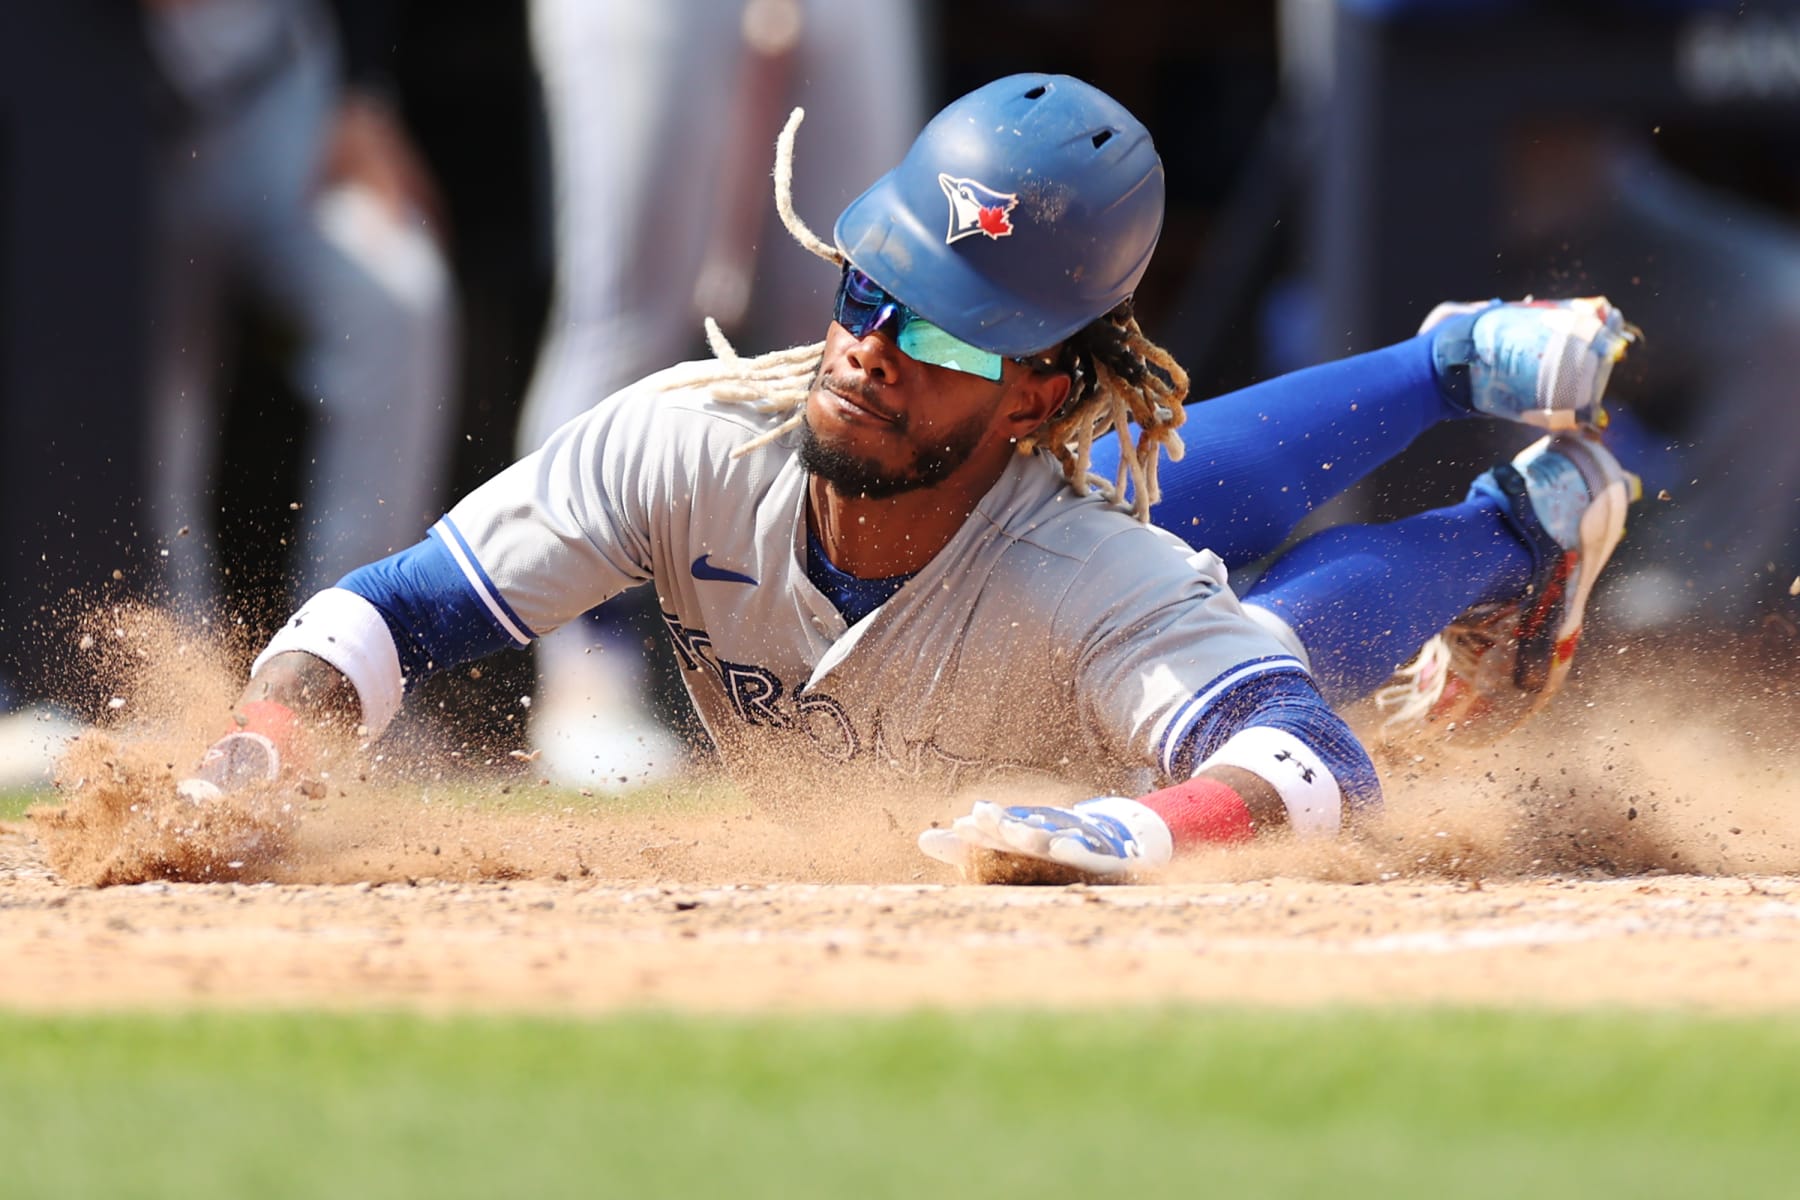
[691,553,758,585]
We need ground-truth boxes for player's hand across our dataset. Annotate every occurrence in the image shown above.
[918,796,1173,883]
[174,701,304,803]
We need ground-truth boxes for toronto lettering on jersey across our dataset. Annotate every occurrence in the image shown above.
[658,610,1043,787]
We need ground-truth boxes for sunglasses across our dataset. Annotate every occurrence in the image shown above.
[832,267,1019,381]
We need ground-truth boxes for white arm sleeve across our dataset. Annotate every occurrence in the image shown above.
[252,587,407,738]
[1194,725,1343,837]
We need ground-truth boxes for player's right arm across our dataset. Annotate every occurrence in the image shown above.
[183,529,543,796]
[188,376,680,794]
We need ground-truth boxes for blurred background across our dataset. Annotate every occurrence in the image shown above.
[3,0,1798,784]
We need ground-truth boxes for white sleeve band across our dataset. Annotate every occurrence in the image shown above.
[252,587,407,738]
[1240,602,1311,673]
[1195,725,1342,837]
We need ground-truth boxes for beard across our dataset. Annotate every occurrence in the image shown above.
[796,373,991,500]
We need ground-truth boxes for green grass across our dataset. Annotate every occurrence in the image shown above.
[1,1008,1797,1199]
[0,772,735,824]
[0,786,47,820]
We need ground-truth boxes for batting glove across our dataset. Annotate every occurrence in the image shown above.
[918,796,1174,882]
[175,701,302,803]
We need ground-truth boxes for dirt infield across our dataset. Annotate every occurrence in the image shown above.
[6,823,1800,1013]
[5,612,1799,1014]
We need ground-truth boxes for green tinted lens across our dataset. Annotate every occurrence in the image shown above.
[897,320,1004,381]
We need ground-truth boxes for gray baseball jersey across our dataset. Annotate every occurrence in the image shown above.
[428,363,1304,795]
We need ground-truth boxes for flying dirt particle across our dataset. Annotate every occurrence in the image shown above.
[79,634,95,651]
[111,569,124,581]
[1657,489,1672,501]
[289,501,303,510]
[1790,576,1799,597]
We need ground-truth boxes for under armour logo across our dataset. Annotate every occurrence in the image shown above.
[1273,749,1316,784]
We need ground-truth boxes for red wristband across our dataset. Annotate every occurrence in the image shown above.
[1136,776,1255,847]
[231,700,303,754]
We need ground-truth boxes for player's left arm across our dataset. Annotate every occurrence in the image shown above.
[919,525,1379,881]
[919,669,1380,879]
[1133,667,1381,843]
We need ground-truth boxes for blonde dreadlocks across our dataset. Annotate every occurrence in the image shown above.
[1024,299,1190,522]
[693,108,1190,522]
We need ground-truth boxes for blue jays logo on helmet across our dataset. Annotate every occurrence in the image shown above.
[937,173,1018,244]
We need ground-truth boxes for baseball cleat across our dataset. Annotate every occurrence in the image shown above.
[1376,433,1640,738]
[1424,296,1638,431]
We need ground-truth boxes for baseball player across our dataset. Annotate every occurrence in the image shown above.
[182,74,1638,882]
[517,0,926,784]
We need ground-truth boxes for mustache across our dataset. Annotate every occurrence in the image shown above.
[813,371,903,427]
[815,371,879,404]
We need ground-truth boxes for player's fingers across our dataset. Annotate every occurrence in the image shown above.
[917,829,971,869]
[1045,833,1133,878]
[949,818,1014,855]
[175,778,223,805]
[951,802,1023,855]
[992,813,1058,860]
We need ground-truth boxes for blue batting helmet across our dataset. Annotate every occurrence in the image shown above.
[833,74,1164,358]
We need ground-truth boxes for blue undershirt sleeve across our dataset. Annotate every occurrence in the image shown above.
[1165,669,1383,814]
[335,527,529,690]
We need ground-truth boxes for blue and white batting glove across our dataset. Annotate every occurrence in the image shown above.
[1425,296,1638,432]
[918,796,1174,881]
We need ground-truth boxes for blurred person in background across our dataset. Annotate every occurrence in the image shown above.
[141,0,458,608]
[1286,0,1800,631]
[515,0,927,785]
[0,4,158,786]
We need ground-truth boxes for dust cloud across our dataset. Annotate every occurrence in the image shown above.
[1168,629,1800,885]
[22,606,1800,890]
